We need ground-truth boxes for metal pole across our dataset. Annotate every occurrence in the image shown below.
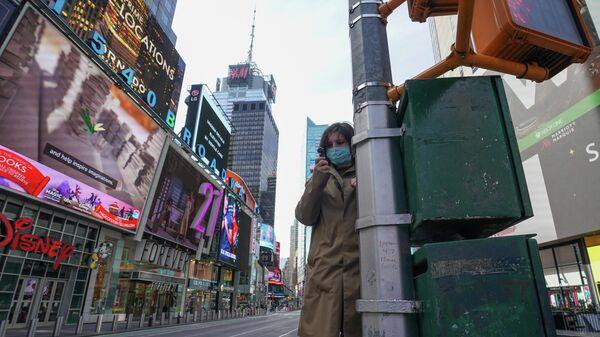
[139,313,145,328]
[26,318,38,337]
[127,313,133,329]
[52,316,63,337]
[76,315,85,335]
[112,315,119,332]
[95,315,103,334]
[0,320,7,337]
[348,1,419,337]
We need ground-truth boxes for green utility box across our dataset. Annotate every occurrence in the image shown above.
[398,76,532,243]
[414,236,556,337]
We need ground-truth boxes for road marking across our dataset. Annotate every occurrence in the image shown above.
[226,325,275,337]
[278,328,298,337]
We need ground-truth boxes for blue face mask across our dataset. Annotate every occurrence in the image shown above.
[326,146,352,167]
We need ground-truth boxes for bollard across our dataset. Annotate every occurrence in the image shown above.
[26,318,38,337]
[160,312,165,326]
[168,312,173,325]
[52,316,63,337]
[127,313,133,329]
[112,315,119,332]
[193,311,198,323]
[76,315,85,335]
[139,313,145,328]
[0,320,7,337]
[95,315,103,334]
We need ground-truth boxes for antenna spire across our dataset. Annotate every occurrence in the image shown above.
[247,4,257,64]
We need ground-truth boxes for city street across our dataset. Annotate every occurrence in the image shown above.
[98,312,300,337]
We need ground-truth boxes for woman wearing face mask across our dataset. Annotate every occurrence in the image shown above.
[296,122,361,337]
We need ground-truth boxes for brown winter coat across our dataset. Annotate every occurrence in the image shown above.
[296,165,361,337]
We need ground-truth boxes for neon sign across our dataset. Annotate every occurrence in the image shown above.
[0,214,75,270]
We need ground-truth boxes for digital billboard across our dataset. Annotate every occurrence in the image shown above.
[218,193,251,270]
[182,85,231,180]
[145,145,223,251]
[0,7,167,231]
[45,0,186,124]
[488,1,600,242]
[259,223,275,250]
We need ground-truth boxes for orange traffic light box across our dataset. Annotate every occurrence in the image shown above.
[408,0,458,22]
[472,0,593,77]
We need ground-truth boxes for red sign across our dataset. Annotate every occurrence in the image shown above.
[0,213,75,270]
[0,147,50,196]
[228,65,250,82]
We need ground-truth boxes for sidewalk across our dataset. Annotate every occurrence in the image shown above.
[557,330,600,337]
[3,310,268,337]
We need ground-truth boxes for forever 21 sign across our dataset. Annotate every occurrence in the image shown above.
[134,239,190,271]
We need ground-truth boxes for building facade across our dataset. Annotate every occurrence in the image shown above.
[296,118,328,293]
[429,2,600,309]
[144,0,178,44]
[213,65,279,227]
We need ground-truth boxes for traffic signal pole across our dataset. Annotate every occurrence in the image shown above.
[348,1,419,336]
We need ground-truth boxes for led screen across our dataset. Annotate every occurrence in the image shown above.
[145,146,221,251]
[0,7,167,231]
[218,193,252,270]
[259,223,275,250]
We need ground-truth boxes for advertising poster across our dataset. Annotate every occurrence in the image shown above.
[488,2,600,242]
[145,146,221,251]
[44,0,186,121]
[226,169,256,211]
[259,223,275,250]
[218,193,251,270]
[183,85,231,179]
[0,7,167,231]
[219,193,239,265]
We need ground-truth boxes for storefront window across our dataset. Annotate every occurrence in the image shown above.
[585,235,600,305]
[541,241,597,310]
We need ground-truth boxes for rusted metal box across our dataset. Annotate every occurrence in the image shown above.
[398,76,532,244]
[413,235,556,337]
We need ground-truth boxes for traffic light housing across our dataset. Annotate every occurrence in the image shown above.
[408,0,458,22]
[471,0,593,77]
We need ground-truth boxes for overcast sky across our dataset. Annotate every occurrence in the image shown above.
[172,0,435,260]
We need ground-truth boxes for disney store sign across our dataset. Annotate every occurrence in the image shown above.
[0,213,75,270]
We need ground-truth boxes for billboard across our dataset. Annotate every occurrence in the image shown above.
[145,145,223,251]
[218,193,251,270]
[0,7,167,231]
[259,223,275,250]
[226,169,256,211]
[182,85,231,180]
[487,1,600,242]
[228,64,251,85]
[46,0,186,124]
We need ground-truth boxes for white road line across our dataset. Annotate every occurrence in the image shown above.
[278,328,298,337]
[226,325,275,337]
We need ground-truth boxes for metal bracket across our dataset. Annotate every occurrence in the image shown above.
[352,127,403,146]
[353,81,392,95]
[355,214,413,230]
[356,300,422,314]
[350,0,384,13]
[349,14,387,28]
[353,100,392,114]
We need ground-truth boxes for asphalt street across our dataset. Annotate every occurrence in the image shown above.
[98,311,300,337]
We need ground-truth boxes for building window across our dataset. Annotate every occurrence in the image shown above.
[259,103,265,110]
[233,104,239,112]
[242,104,247,111]
[250,103,256,110]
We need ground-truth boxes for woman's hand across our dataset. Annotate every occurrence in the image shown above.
[315,156,330,174]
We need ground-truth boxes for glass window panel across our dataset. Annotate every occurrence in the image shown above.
[45,266,59,278]
[3,202,21,219]
[73,281,85,295]
[34,227,48,237]
[49,231,61,241]
[73,238,84,252]
[81,254,90,267]
[64,221,76,235]
[51,216,65,231]
[3,258,22,274]
[0,293,11,310]
[84,241,94,253]
[539,248,554,269]
[37,212,52,228]
[32,262,46,277]
[8,249,25,257]
[21,260,32,276]
[70,253,82,266]
[555,244,579,266]
[77,268,88,281]
[76,225,87,238]
[61,234,74,245]
[21,208,38,220]
[54,282,64,301]
[0,274,18,292]
[87,227,98,240]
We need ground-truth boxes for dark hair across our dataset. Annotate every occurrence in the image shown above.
[319,122,354,150]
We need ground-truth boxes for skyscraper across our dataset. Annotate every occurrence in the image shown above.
[212,13,279,227]
[297,117,328,290]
